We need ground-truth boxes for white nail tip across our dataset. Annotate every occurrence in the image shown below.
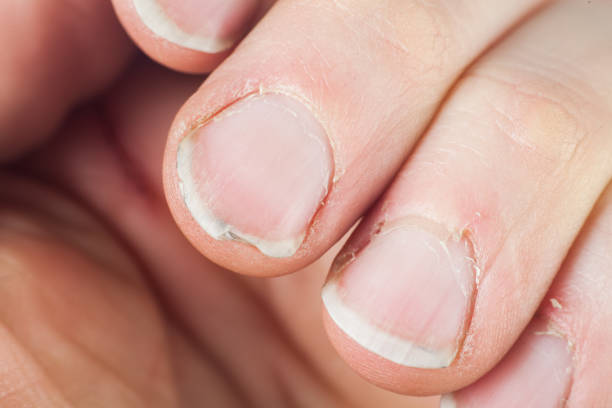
[177,136,304,258]
[133,0,235,53]
[322,281,457,369]
[440,394,457,408]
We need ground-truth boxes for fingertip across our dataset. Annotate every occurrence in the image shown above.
[162,133,313,277]
[111,0,259,74]
[322,307,437,396]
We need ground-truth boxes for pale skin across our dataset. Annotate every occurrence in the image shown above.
[1,1,612,407]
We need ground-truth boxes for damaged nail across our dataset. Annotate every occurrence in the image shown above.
[322,220,476,368]
[177,92,333,258]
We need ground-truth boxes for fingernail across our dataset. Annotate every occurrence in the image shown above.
[177,93,333,258]
[440,394,457,408]
[443,324,573,407]
[322,221,476,368]
[133,0,258,53]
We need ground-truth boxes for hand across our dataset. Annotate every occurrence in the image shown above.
[3,1,612,407]
[0,2,427,407]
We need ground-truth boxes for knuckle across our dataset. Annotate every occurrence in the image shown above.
[503,87,582,163]
[466,68,607,167]
[375,0,457,74]
[327,0,458,76]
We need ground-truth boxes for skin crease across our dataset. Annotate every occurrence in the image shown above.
[1,0,612,407]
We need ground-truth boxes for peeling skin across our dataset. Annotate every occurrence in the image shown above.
[176,135,305,258]
[133,0,236,53]
[551,298,563,309]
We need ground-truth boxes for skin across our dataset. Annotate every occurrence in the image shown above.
[1,57,430,408]
[1,0,612,407]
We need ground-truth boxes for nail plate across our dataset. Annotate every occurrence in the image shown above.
[322,221,476,368]
[177,93,333,258]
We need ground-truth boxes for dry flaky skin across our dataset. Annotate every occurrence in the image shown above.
[0,60,434,408]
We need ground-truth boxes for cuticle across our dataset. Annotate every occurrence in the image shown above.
[183,86,340,177]
[183,90,263,137]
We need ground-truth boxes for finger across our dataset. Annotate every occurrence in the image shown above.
[162,0,547,276]
[321,0,612,395]
[19,61,432,407]
[441,317,574,408]
[0,0,133,161]
[444,184,612,407]
[111,0,276,73]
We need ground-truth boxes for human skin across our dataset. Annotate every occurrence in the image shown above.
[0,56,432,408]
[2,0,612,407]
